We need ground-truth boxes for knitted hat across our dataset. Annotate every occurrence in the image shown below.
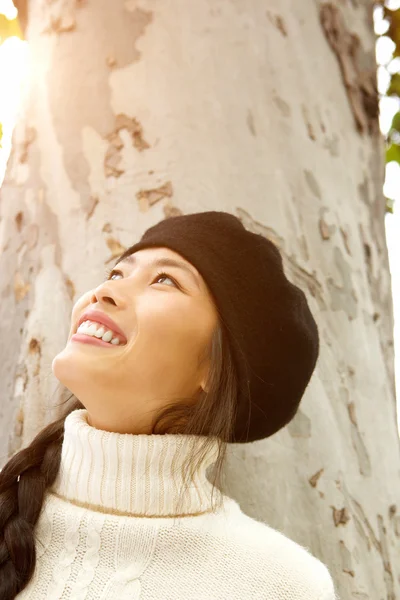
[115,211,320,443]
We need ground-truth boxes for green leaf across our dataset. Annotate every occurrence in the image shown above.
[385,197,395,214]
[387,73,400,97]
[386,143,400,163]
[383,7,400,48]
[389,111,400,133]
[0,14,23,45]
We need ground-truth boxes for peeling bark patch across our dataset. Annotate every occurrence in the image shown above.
[163,203,183,219]
[304,170,322,200]
[14,363,29,394]
[267,11,288,37]
[319,217,331,240]
[64,276,75,301]
[29,339,42,378]
[14,272,30,302]
[86,195,99,220]
[347,402,371,476]
[358,175,370,205]
[358,223,376,293]
[41,0,78,35]
[14,405,25,440]
[326,246,358,320]
[115,114,150,152]
[332,506,351,526]
[17,406,24,425]
[319,207,336,240]
[306,122,316,141]
[301,105,315,140]
[309,468,324,488]
[28,338,41,355]
[104,114,151,178]
[377,514,395,598]
[104,132,124,177]
[15,212,24,233]
[388,505,400,537]
[340,226,351,255]
[43,15,77,34]
[105,236,126,261]
[246,110,256,136]
[363,242,372,275]
[274,96,291,118]
[136,181,173,212]
[19,126,36,164]
[320,4,379,135]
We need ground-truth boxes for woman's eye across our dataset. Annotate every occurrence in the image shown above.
[105,269,179,289]
[105,269,123,281]
[152,271,179,288]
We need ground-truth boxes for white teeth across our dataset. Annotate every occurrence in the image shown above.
[77,320,122,345]
[101,330,113,343]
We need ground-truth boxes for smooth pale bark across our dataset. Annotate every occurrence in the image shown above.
[0,1,399,598]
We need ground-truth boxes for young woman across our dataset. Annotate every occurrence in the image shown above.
[0,211,338,599]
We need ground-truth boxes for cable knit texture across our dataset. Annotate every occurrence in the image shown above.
[15,409,338,599]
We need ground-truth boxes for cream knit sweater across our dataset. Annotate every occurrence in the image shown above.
[15,409,338,600]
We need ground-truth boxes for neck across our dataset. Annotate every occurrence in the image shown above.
[50,409,223,517]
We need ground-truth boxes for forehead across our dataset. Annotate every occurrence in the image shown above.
[127,246,192,265]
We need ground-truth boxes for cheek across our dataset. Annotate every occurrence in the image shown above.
[134,298,198,349]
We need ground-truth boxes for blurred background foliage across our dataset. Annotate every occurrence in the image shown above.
[382,2,400,214]
[0,11,22,44]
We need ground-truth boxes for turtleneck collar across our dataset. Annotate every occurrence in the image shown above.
[49,409,223,518]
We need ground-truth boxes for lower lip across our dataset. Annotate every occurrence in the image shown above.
[71,334,123,348]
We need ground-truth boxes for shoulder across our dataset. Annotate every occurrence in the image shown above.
[204,497,338,599]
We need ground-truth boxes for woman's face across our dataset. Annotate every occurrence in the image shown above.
[52,246,218,434]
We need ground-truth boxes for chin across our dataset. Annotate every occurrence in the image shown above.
[51,349,81,388]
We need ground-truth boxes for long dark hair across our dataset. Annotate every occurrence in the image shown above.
[0,314,240,598]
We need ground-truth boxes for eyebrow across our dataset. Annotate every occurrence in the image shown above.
[118,255,200,288]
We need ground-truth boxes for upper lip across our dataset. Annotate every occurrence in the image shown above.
[76,309,128,344]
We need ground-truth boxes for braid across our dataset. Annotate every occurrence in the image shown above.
[0,398,83,599]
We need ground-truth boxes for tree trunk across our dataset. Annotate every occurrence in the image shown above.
[1,0,399,598]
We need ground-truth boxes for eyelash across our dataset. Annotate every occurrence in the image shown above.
[104,268,180,289]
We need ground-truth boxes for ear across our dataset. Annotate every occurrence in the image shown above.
[199,380,209,395]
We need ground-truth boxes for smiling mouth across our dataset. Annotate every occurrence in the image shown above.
[73,321,127,346]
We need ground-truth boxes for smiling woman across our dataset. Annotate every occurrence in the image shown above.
[0,211,337,600]
[54,243,220,436]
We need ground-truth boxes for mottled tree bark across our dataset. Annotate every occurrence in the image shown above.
[0,0,398,598]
